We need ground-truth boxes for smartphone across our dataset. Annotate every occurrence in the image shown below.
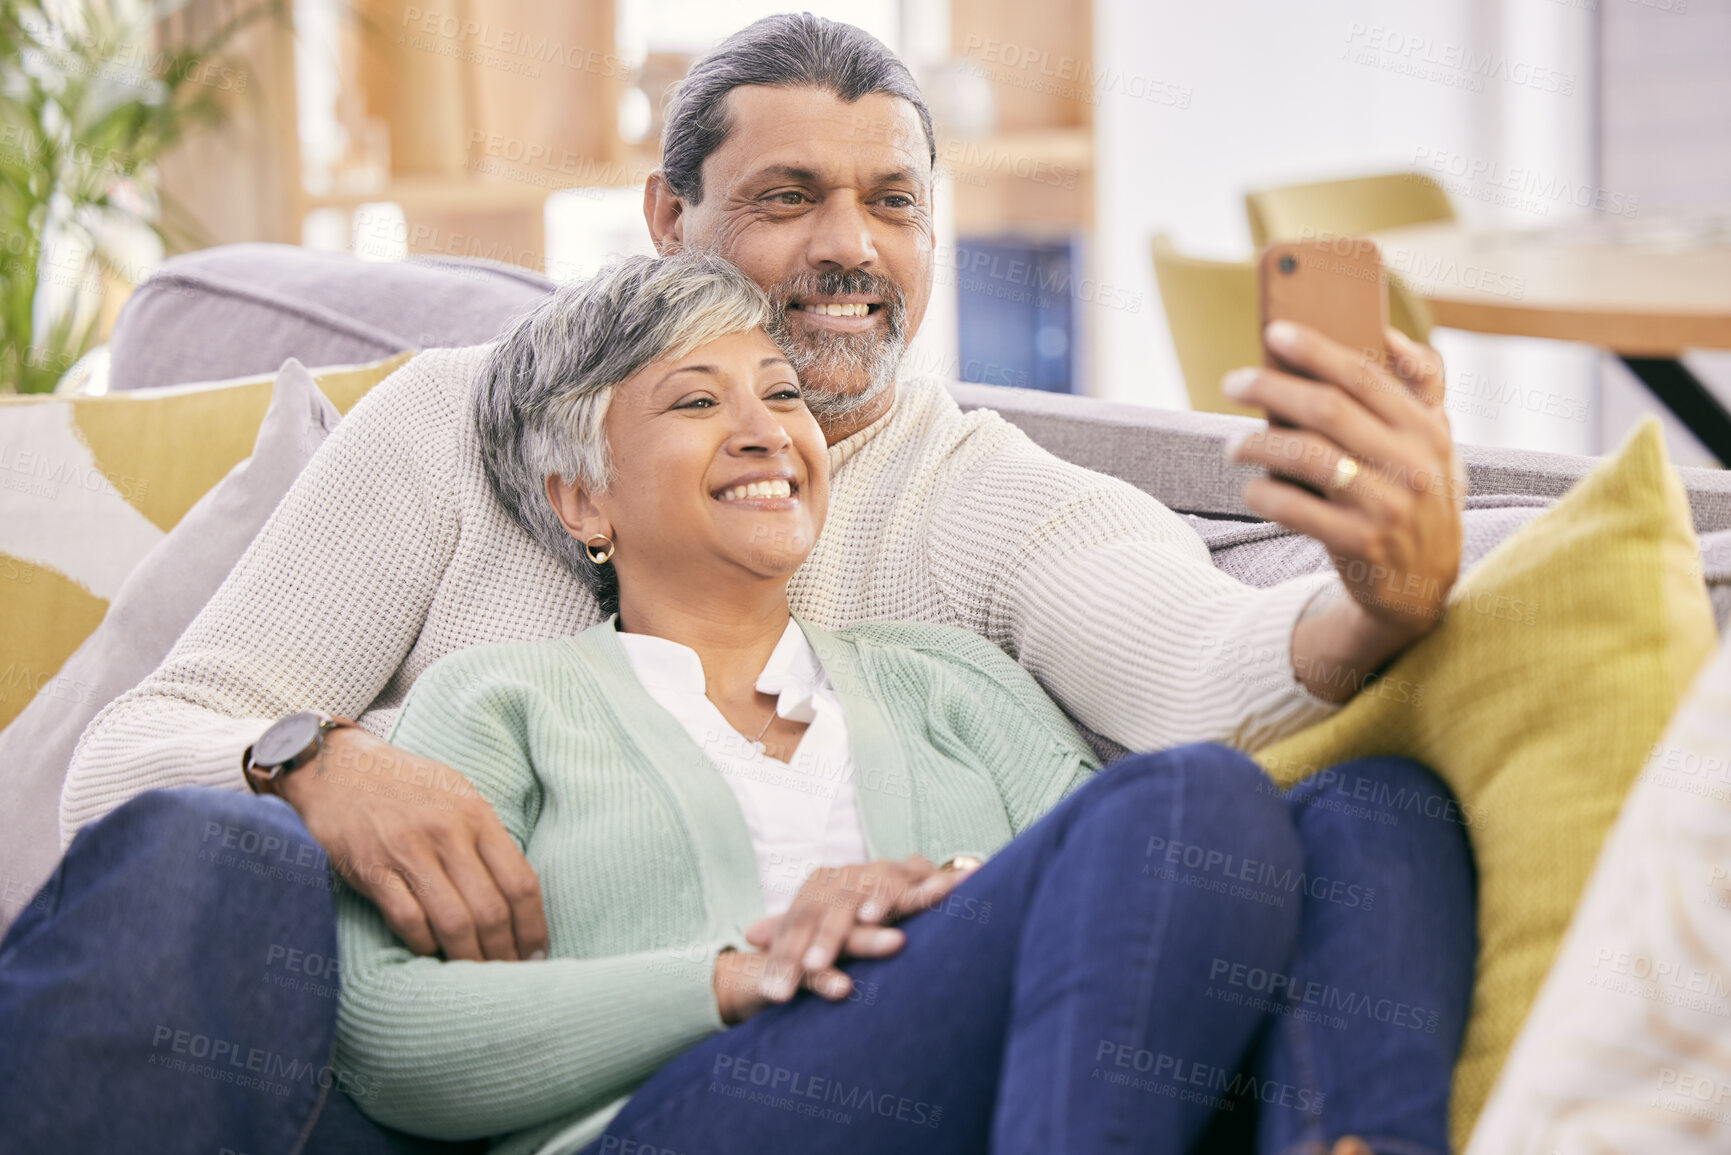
[1257,236,1389,380]
[1255,236,1388,493]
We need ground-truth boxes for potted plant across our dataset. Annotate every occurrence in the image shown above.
[0,0,281,393]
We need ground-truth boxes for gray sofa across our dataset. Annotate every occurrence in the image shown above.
[110,242,1731,582]
[4,242,1727,940]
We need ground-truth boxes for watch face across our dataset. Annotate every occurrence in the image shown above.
[252,711,325,769]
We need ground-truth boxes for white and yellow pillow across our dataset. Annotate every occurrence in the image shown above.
[0,351,412,729]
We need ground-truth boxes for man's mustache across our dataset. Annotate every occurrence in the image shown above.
[767,271,907,334]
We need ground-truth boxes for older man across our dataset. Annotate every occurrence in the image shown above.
[8,13,1467,1154]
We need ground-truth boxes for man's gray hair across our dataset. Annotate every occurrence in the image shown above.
[661,13,936,205]
[474,252,770,611]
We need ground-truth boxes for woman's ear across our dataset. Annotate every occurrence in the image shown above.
[545,473,610,544]
[644,171,684,255]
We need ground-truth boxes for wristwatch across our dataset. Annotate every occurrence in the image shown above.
[242,710,356,795]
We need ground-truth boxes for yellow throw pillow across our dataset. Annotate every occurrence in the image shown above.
[0,350,413,729]
[1254,418,1717,1149]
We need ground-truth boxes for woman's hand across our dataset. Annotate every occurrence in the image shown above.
[713,948,785,1025]
[720,856,978,1021]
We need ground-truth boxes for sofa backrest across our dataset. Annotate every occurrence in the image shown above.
[110,243,1731,532]
[950,382,1731,533]
[108,243,554,393]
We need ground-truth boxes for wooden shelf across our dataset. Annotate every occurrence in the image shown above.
[305,176,561,214]
[948,1,1094,237]
[944,127,1094,236]
[941,127,1092,179]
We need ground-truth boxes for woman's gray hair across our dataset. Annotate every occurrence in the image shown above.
[474,252,770,612]
[661,13,935,205]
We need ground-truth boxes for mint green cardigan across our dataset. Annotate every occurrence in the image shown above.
[333,616,1100,1154]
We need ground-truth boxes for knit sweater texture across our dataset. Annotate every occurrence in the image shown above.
[333,615,1098,1152]
[62,343,1336,840]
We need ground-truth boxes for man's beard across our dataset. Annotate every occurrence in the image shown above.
[762,270,909,427]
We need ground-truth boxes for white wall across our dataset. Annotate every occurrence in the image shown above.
[1091,0,1605,456]
[1595,0,1731,469]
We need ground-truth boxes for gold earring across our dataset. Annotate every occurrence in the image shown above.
[584,534,615,565]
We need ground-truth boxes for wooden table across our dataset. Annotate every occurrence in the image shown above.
[1371,217,1731,463]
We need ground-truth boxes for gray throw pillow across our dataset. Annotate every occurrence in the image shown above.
[0,359,338,936]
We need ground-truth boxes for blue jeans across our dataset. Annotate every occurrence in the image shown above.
[0,788,478,1155]
[585,747,1476,1155]
[0,746,1473,1155]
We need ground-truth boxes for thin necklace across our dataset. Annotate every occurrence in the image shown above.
[749,703,777,755]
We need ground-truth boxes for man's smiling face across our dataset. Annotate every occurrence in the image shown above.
[646,85,936,439]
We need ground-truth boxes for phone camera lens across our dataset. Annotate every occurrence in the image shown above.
[1278,255,1297,275]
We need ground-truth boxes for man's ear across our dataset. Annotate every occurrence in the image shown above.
[644,171,685,255]
[545,473,611,545]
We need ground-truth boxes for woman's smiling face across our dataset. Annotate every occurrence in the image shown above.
[549,328,830,602]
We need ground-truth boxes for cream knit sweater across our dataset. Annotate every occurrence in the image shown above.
[61,344,1337,841]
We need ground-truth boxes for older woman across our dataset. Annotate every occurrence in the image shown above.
[331,253,1475,1155]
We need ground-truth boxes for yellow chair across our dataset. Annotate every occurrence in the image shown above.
[1244,172,1453,342]
[1245,171,1456,247]
[1149,234,1262,417]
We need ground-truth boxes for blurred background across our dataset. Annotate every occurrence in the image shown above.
[6,0,1729,463]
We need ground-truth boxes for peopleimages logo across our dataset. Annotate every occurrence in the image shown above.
[1342,23,1577,96]
[710,1055,943,1127]
[1207,958,1441,1033]
[1143,835,1375,911]
[937,138,1081,190]
[934,243,1143,315]
[1654,1067,1731,1127]
[1587,948,1731,1018]
[149,1025,380,1099]
[1092,1042,1325,1115]
[1410,148,1639,219]
[0,444,149,503]
[397,6,639,79]
[20,37,247,94]
[1446,369,1591,425]
[958,35,1192,109]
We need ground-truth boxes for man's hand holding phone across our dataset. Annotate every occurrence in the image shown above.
[1222,296,1465,702]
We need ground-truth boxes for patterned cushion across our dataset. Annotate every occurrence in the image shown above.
[1465,630,1731,1152]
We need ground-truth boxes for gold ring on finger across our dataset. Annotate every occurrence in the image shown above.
[1329,454,1360,494]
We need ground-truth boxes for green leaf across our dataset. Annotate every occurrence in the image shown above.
[0,0,286,392]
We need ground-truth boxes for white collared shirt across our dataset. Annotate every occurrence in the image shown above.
[615,619,869,916]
